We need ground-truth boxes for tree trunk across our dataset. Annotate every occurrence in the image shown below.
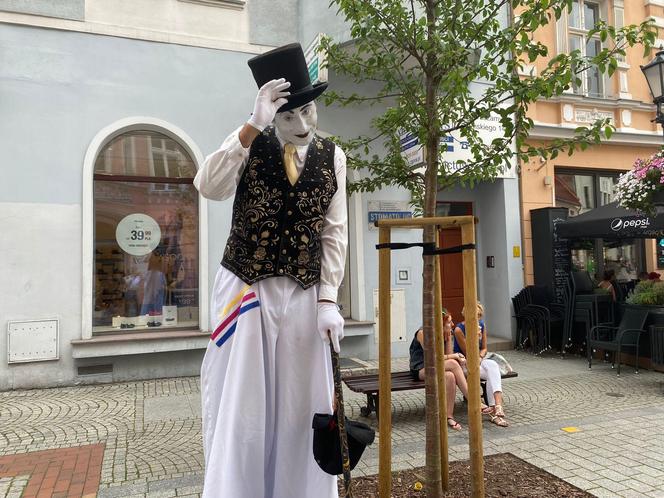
[423,2,442,497]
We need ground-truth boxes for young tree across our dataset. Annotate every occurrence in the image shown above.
[321,1,654,496]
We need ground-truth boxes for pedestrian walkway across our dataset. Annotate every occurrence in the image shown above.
[0,351,663,497]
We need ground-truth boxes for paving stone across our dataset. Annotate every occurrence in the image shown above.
[176,485,203,496]
[565,476,594,490]
[587,486,624,497]
[626,479,656,494]
[597,468,633,482]
[542,465,575,479]
[589,478,629,493]
[0,351,664,496]
[634,473,664,487]
[98,484,149,497]
[621,489,652,498]
[146,491,176,498]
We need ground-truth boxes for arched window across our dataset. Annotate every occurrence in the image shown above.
[93,131,199,333]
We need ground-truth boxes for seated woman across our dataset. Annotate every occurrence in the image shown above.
[453,303,508,427]
[598,269,617,302]
[409,311,469,431]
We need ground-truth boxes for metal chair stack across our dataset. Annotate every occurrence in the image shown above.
[512,285,564,354]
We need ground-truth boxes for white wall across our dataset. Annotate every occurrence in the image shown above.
[1,0,301,53]
[0,24,267,389]
[0,203,81,388]
[85,0,251,43]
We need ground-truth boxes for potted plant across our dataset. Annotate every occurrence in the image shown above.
[626,280,664,306]
[615,150,664,216]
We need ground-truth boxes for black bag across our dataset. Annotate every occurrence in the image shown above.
[311,413,375,475]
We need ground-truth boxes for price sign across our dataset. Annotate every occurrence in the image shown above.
[116,213,161,256]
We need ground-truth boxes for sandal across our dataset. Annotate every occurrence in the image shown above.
[490,414,509,427]
[481,405,494,415]
[494,404,505,418]
[447,418,462,431]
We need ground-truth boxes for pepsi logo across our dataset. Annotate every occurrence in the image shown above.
[610,218,650,231]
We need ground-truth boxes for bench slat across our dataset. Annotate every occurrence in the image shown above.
[343,370,518,395]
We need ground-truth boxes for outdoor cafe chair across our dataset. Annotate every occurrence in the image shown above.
[572,270,615,325]
[587,307,649,376]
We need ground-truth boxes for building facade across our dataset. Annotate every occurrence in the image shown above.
[1,0,522,390]
[520,0,664,285]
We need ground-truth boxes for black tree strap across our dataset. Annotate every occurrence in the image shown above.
[423,243,476,255]
[374,242,429,250]
[375,242,475,255]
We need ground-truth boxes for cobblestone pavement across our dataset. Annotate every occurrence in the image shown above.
[1,352,663,497]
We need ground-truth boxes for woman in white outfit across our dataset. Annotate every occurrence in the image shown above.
[453,303,509,427]
[194,44,347,498]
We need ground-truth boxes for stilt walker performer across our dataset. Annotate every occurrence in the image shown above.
[195,43,347,498]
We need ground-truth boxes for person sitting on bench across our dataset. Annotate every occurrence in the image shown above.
[409,311,469,431]
[453,303,509,428]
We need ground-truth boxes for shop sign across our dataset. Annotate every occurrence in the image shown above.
[305,33,328,84]
[439,110,517,179]
[368,200,413,230]
[116,213,161,256]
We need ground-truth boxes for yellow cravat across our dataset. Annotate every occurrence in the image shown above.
[283,143,299,186]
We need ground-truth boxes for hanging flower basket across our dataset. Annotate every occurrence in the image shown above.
[615,150,664,216]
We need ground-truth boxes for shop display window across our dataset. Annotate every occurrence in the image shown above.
[555,172,595,216]
[555,169,643,281]
[93,131,199,333]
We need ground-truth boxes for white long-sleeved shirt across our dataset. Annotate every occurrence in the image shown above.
[194,127,348,303]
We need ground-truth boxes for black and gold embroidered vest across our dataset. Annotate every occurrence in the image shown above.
[221,127,338,289]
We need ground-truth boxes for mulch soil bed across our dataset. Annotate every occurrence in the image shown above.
[337,453,592,497]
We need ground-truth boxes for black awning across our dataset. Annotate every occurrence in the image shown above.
[556,201,664,239]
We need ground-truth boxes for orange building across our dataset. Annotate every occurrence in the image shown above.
[520,0,664,283]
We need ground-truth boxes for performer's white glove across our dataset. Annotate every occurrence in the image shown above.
[317,302,345,353]
[247,78,291,132]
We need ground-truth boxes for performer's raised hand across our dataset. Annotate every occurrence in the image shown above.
[317,302,345,353]
[247,78,291,132]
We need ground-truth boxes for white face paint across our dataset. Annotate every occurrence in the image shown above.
[274,102,318,146]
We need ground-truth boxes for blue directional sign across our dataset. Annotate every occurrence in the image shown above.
[368,211,413,225]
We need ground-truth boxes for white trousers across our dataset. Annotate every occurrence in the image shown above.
[479,358,502,406]
[201,267,338,498]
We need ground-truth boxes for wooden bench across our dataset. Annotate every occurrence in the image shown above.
[343,370,518,419]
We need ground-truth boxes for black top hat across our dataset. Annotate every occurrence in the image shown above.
[248,43,328,113]
[312,413,375,475]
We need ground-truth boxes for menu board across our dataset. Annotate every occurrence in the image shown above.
[551,217,571,302]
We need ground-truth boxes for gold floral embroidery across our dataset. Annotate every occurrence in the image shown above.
[222,127,338,288]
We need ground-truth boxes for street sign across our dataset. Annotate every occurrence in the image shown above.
[304,33,328,84]
[368,200,413,230]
